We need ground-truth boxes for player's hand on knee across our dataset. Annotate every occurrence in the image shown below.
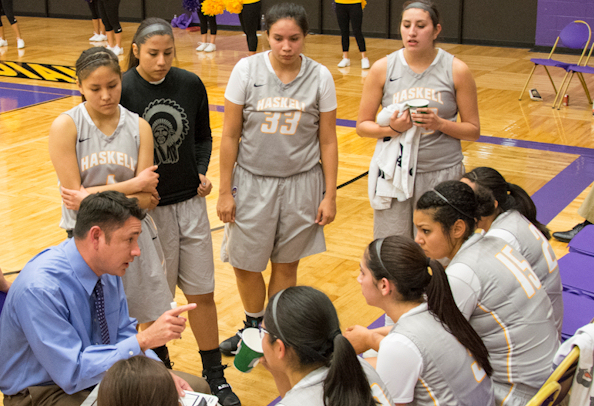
[315,197,336,226]
[136,303,196,351]
[136,165,159,193]
[217,194,236,223]
[198,174,213,197]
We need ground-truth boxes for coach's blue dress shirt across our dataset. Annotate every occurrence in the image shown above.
[0,238,157,395]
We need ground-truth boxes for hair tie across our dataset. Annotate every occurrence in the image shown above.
[331,329,341,340]
[375,238,389,274]
[271,290,288,344]
[404,2,438,22]
[432,189,475,220]
[426,257,433,275]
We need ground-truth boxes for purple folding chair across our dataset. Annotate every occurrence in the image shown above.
[554,42,594,109]
[561,287,594,341]
[519,20,591,102]
[568,224,594,256]
[558,251,594,295]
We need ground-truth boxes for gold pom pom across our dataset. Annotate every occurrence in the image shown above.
[201,0,226,16]
[224,0,244,14]
[361,0,367,10]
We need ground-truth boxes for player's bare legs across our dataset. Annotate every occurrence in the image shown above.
[268,260,299,298]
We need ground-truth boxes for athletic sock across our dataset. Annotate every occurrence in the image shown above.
[245,314,263,328]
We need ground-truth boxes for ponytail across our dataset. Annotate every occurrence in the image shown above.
[366,236,492,377]
[463,167,550,239]
[324,335,375,406]
[264,287,376,406]
[425,259,492,376]
[508,183,551,239]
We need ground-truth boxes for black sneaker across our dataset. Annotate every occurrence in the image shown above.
[220,321,252,356]
[552,220,591,243]
[204,365,241,406]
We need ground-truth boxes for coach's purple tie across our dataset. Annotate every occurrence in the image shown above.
[94,280,110,345]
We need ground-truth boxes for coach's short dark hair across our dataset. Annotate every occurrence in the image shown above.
[73,191,145,241]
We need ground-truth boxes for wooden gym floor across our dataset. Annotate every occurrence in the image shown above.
[1,16,594,406]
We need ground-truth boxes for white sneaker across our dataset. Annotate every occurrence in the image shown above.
[196,42,208,51]
[108,45,123,56]
[17,39,25,49]
[89,33,100,41]
[98,34,107,41]
[337,58,350,68]
[204,43,216,53]
[0,38,7,47]
[361,57,370,69]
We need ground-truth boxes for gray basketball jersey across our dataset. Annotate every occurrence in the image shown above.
[392,308,495,406]
[60,103,140,229]
[448,234,559,391]
[279,358,392,406]
[486,210,563,335]
[383,48,462,172]
[237,53,322,177]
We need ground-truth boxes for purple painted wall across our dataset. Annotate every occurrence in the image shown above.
[535,0,594,47]
[188,10,240,25]
[216,10,241,26]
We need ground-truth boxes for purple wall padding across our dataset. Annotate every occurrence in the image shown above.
[535,0,594,47]
[217,10,241,26]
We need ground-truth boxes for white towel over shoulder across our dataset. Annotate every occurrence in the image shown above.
[553,324,594,406]
[368,102,422,210]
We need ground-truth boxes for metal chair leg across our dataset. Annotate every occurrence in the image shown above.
[556,72,575,109]
[520,65,537,101]
[553,71,570,108]
[544,66,558,95]
[576,72,592,104]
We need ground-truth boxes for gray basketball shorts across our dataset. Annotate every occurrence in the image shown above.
[373,162,465,240]
[120,215,173,323]
[221,164,326,272]
[151,195,215,296]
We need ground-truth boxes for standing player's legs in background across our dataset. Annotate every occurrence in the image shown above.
[196,9,217,52]
[88,0,106,42]
[238,1,260,55]
[98,0,122,54]
[0,0,24,48]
